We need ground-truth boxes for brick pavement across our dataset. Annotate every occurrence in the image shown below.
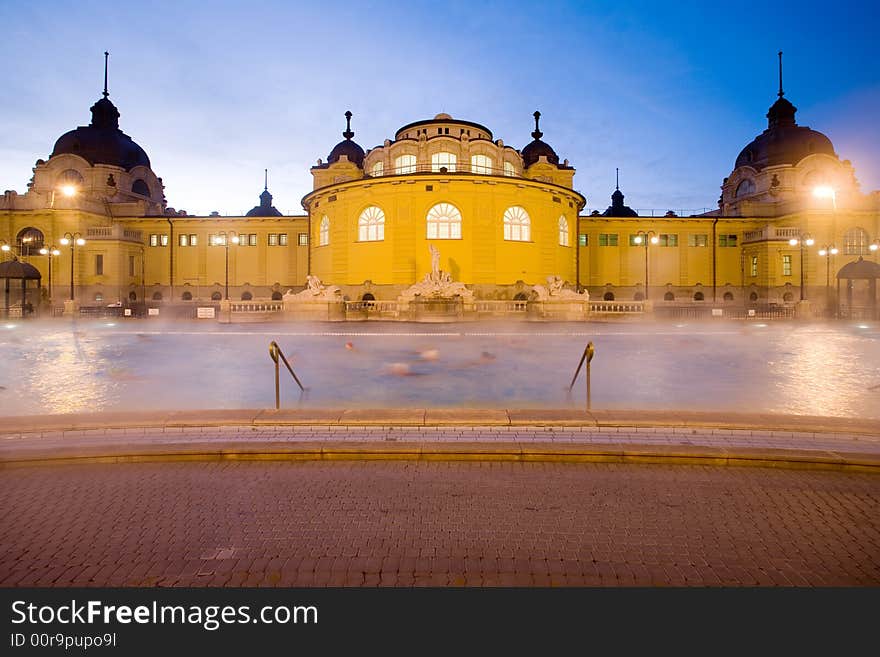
[1,460,877,586]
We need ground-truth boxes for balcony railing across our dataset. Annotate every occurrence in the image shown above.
[364,163,522,179]
[742,227,800,244]
[85,226,144,243]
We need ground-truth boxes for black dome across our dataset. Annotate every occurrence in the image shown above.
[246,189,282,217]
[51,96,150,170]
[735,96,835,171]
[326,110,365,168]
[602,188,638,217]
[521,111,559,168]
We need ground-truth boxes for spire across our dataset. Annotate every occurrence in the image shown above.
[264,168,268,192]
[777,50,784,98]
[531,110,543,140]
[615,167,619,191]
[342,110,354,140]
[103,51,110,98]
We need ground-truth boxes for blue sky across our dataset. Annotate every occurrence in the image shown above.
[1,0,878,216]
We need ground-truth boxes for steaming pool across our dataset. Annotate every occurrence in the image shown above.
[1,319,878,418]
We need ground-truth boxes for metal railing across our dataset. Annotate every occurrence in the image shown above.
[365,163,522,179]
[568,341,595,410]
[268,340,306,409]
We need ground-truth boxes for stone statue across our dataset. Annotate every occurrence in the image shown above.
[397,244,473,301]
[429,244,440,279]
[284,275,341,300]
[532,275,589,301]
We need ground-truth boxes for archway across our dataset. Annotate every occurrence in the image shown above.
[837,257,880,320]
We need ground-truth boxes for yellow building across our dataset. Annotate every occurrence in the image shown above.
[1,66,878,318]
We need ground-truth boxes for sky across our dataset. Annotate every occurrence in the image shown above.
[1,0,878,216]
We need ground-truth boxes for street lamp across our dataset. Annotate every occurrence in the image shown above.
[211,231,239,300]
[38,246,61,304]
[632,230,658,300]
[0,241,10,258]
[813,185,837,210]
[788,233,814,301]
[59,232,86,301]
[817,245,838,316]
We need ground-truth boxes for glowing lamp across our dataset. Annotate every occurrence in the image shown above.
[61,185,77,197]
[59,237,70,246]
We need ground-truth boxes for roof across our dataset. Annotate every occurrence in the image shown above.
[0,258,42,280]
[837,257,880,279]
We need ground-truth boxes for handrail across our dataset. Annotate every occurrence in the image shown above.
[568,341,595,410]
[269,340,306,409]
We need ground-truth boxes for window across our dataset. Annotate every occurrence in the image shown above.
[131,179,150,197]
[426,203,462,239]
[431,152,457,172]
[298,233,308,246]
[209,234,219,246]
[279,233,288,246]
[179,234,189,247]
[694,291,705,301]
[181,291,192,301]
[503,161,516,177]
[782,254,792,276]
[211,291,222,301]
[160,234,169,247]
[94,292,103,302]
[319,216,330,246]
[628,235,644,246]
[579,234,588,247]
[395,154,417,174]
[783,292,794,302]
[843,227,869,255]
[371,161,384,176]
[249,234,257,246]
[663,291,675,301]
[658,234,678,247]
[358,206,385,241]
[189,234,197,246]
[470,154,492,174]
[241,291,253,301]
[503,206,531,242]
[749,291,759,302]
[603,292,615,300]
[268,233,277,246]
[751,256,758,277]
[149,234,158,247]
[271,291,283,300]
[723,292,734,301]
[59,169,84,186]
[688,234,708,247]
[129,255,135,277]
[16,227,45,255]
[719,234,738,247]
[152,291,163,301]
[599,233,619,247]
[95,254,103,276]
[558,216,569,246]
[735,179,756,198]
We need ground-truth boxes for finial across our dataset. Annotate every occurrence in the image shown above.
[531,110,543,140]
[103,51,109,98]
[616,167,619,191]
[777,50,784,98]
[264,168,268,191]
[343,110,354,140]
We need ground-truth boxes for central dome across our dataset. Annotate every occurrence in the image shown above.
[327,110,365,168]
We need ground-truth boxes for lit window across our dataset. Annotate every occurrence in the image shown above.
[688,234,708,247]
[129,255,135,276]
[431,152,457,173]
[268,233,277,246]
[579,234,588,247]
[658,234,678,247]
[179,234,188,247]
[358,206,385,242]
[59,169,84,186]
[159,234,168,247]
[95,254,103,275]
[279,233,288,246]
[189,234,197,246]
[628,235,644,246]
[782,254,792,276]
[371,161,384,176]
[719,234,738,247]
[558,216,569,246]
[298,233,308,246]
[426,203,462,239]
[751,256,758,277]
[735,179,756,198]
[599,234,618,247]
[470,154,492,175]
[503,161,516,177]
[320,216,330,246]
[503,206,531,242]
[843,227,869,255]
[249,234,257,246]
[149,234,158,247]
[394,154,417,174]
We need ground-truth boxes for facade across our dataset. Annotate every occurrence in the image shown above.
[1,62,878,318]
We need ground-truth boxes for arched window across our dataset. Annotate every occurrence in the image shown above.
[129,291,137,301]
[513,292,529,301]
[152,291,163,301]
[431,152,456,172]
[426,203,462,239]
[361,293,376,301]
[181,291,192,301]
[271,291,283,300]
[370,161,384,177]
[394,154,416,174]
[783,292,794,302]
[749,291,759,302]
[558,216,570,246]
[603,292,615,301]
[735,179,756,198]
[503,206,531,242]
[94,292,104,302]
[211,291,222,301]
[723,291,734,301]
[470,154,492,174]
[843,227,869,255]
[319,216,330,246]
[59,169,84,186]
[358,206,385,242]
[693,292,705,301]
[663,291,675,301]
[16,227,45,255]
[802,170,822,189]
[633,292,644,301]
[131,179,150,197]
[503,161,516,177]
[241,291,253,301]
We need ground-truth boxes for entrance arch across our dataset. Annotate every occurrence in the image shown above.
[837,257,880,320]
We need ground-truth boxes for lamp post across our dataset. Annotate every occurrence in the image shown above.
[0,241,10,260]
[632,230,658,300]
[870,240,879,260]
[211,231,239,300]
[788,233,814,301]
[59,232,86,301]
[38,246,61,304]
[817,245,838,317]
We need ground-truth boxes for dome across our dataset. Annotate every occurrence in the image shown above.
[0,257,41,280]
[246,189,282,217]
[602,187,638,217]
[521,111,559,168]
[327,111,365,168]
[51,95,150,170]
[837,257,880,280]
[735,79,835,171]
